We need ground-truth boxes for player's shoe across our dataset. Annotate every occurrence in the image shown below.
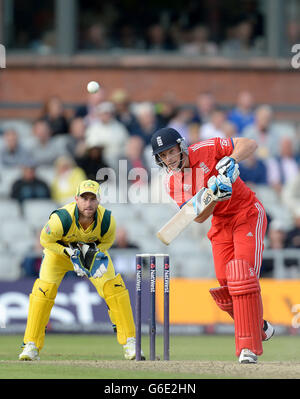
[239,349,257,364]
[19,342,40,361]
[262,320,275,341]
[123,337,145,360]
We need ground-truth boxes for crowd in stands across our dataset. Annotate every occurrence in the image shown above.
[21,13,270,58]
[0,87,300,278]
[76,18,266,57]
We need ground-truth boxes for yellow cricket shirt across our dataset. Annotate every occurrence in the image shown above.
[40,201,116,257]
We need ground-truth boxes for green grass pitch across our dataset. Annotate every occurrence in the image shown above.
[0,334,300,379]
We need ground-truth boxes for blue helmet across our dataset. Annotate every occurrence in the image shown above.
[151,127,188,168]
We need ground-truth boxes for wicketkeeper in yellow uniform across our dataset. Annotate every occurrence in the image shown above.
[19,179,144,361]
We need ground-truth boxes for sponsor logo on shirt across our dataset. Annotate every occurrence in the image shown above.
[220,139,230,149]
[198,162,210,174]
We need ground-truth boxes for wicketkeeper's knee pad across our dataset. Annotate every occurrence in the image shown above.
[103,274,135,345]
[209,286,234,319]
[226,260,263,357]
[24,279,57,350]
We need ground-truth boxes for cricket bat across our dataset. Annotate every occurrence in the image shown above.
[157,188,217,245]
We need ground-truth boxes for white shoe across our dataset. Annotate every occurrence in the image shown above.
[123,337,145,360]
[239,348,257,364]
[263,320,275,341]
[19,342,40,361]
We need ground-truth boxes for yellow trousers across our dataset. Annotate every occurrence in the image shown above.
[23,250,135,350]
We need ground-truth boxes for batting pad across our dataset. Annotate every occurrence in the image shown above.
[103,274,135,345]
[209,286,234,319]
[226,260,263,356]
[24,279,57,350]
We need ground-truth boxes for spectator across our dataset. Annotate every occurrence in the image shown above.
[21,231,44,277]
[227,91,255,135]
[284,209,300,275]
[111,226,139,275]
[145,23,176,51]
[155,92,178,126]
[76,143,109,182]
[10,159,51,204]
[74,87,106,125]
[133,102,162,146]
[281,171,300,220]
[199,108,226,140]
[81,22,110,50]
[112,226,139,250]
[30,120,66,167]
[85,101,129,169]
[110,89,141,136]
[116,23,142,50]
[286,20,300,54]
[180,25,218,56]
[65,117,87,159]
[167,104,195,145]
[50,155,86,205]
[242,105,281,159]
[221,19,260,56]
[285,208,300,251]
[41,95,69,136]
[188,123,203,145]
[0,128,32,167]
[125,136,149,186]
[191,91,216,125]
[266,136,299,194]
[221,121,238,139]
[260,219,287,277]
[239,153,268,187]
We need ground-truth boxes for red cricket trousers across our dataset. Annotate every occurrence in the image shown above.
[207,200,267,286]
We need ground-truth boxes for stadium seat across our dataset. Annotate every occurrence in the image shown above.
[254,184,279,206]
[10,239,34,256]
[22,199,58,230]
[0,199,21,221]
[35,166,56,186]
[0,252,22,280]
[0,167,22,198]
[105,203,137,225]
[140,203,176,229]
[0,119,33,139]
[1,219,35,245]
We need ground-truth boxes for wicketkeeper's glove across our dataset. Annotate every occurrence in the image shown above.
[70,248,89,277]
[83,243,108,278]
[216,156,240,183]
[208,174,232,201]
[67,242,108,278]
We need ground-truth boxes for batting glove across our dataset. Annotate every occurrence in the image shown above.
[208,174,232,201]
[191,188,206,216]
[216,156,239,183]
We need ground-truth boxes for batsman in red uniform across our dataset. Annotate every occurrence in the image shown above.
[151,127,274,364]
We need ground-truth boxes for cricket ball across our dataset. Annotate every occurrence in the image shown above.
[87,81,100,93]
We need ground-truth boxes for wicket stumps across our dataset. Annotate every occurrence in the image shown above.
[135,253,170,361]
